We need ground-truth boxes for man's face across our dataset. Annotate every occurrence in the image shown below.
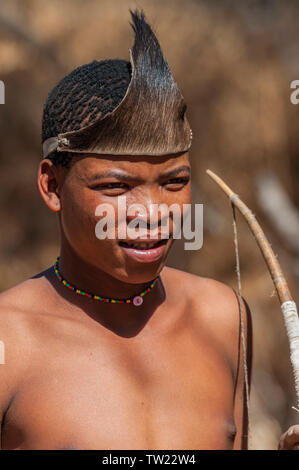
[58,152,191,283]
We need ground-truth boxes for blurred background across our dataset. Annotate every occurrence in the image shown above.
[0,0,299,449]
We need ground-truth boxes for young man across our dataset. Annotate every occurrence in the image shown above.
[0,10,297,450]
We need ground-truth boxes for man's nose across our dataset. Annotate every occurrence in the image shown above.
[126,200,158,225]
[127,202,171,238]
[126,199,170,233]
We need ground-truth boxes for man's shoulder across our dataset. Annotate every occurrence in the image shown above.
[0,273,57,415]
[0,270,48,313]
[162,266,239,311]
[0,268,58,340]
[162,267,252,381]
[161,266,249,351]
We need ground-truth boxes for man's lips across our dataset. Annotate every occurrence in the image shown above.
[119,239,168,249]
[118,238,169,262]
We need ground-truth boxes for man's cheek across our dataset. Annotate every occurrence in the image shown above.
[61,200,95,242]
[95,210,118,241]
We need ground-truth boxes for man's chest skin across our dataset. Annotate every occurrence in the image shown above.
[1,307,236,450]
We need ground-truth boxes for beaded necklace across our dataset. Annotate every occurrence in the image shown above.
[54,257,158,306]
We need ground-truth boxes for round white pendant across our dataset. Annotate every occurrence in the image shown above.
[133,295,143,306]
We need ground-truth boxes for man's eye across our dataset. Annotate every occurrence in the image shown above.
[163,177,190,188]
[92,182,130,190]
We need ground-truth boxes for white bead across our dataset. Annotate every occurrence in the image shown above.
[133,295,143,306]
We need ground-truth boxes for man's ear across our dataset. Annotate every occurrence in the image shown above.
[37,159,62,212]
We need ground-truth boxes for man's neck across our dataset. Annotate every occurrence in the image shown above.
[49,245,165,337]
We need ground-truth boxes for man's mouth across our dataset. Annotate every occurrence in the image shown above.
[118,238,169,263]
[119,239,168,250]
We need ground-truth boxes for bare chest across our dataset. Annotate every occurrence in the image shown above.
[3,325,236,450]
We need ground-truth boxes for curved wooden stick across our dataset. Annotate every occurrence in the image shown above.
[207,169,299,408]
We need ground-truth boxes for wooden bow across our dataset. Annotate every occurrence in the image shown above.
[207,169,299,410]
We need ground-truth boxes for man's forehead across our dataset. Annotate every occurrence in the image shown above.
[73,152,190,178]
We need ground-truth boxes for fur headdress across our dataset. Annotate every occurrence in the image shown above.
[42,10,192,158]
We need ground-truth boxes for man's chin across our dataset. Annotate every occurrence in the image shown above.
[112,263,164,285]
